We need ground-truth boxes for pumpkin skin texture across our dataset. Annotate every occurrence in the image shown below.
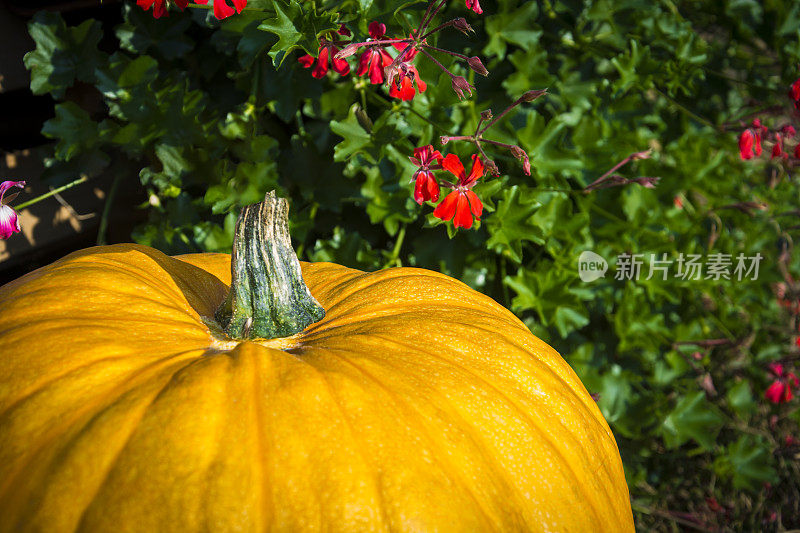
[0,244,633,532]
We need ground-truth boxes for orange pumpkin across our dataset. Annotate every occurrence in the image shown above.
[0,194,633,531]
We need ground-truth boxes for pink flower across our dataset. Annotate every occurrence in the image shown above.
[795,143,800,159]
[193,0,246,20]
[387,41,426,101]
[433,154,484,229]
[0,181,25,240]
[465,0,483,14]
[409,145,443,204]
[356,22,394,84]
[299,25,351,79]
[764,362,799,404]
[739,129,754,160]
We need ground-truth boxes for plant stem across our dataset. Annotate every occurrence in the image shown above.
[96,173,121,245]
[13,175,89,210]
[419,0,448,34]
[422,44,469,61]
[215,191,325,340]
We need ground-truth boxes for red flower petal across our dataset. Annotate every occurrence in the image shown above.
[193,0,235,19]
[368,55,385,84]
[312,47,330,78]
[739,129,754,160]
[368,21,386,39]
[464,190,482,219]
[414,145,442,166]
[298,54,315,68]
[389,76,416,101]
[356,51,371,76]
[330,48,350,76]
[791,78,800,102]
[452,193,473,229]
[769,362,785,377]
[465,0,483,14]
[414,171,439,204]
[795,143,800,159]
[463,154,484,187]
[213,0,235,19]
[765,381,788,403]
[433,191,459,222]
[441,153,466,182]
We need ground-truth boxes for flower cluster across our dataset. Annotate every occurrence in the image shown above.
[298,25,352,79]
[764,362,799,404]
[137,0,245,19]
[410,145,484,229]
[0,181,25,240]
[737,76,800,161]
[297,0,488,102]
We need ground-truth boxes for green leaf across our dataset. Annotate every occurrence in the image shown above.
[41,102,103,161]
[330,106,373,162]
[726,380,758,421]
[256,0,338,66]
[714,436,778,492]
[485,185,543,263]
[23,11,106,98]
[116,4,194,60]
[661,392,724,451]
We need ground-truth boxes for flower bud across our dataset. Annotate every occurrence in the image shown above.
[510,145,526,160]
[355,106,373,133]
[335,42,361,59]
[440,136,450,145]
[521,89,547,102]
[451,76,473,100]
[452,17,474,35]
[467,56,489,76]
[480,109,493,121]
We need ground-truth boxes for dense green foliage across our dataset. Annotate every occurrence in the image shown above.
[23,0,800,528]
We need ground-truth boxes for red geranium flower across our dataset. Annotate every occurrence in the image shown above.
[410,145,443,204]
[194,0,246,19]
[739,129,755,160]
[433,154,484,229]
[790,77,800,104]
[137,0,187,18]
[765,362,799,404]
[387,41,426,101]
[0,181,25,240]
[465,0,483,14]
[772,134,785,159]
[299,26,351,79]
[356,22,394,85]
[138,0,245,19]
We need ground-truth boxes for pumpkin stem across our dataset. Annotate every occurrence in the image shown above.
[215,191,325,340]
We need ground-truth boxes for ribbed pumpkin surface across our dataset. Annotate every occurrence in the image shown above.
[0,244,633,532]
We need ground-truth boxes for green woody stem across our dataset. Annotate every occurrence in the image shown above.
[215,191,325,340]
